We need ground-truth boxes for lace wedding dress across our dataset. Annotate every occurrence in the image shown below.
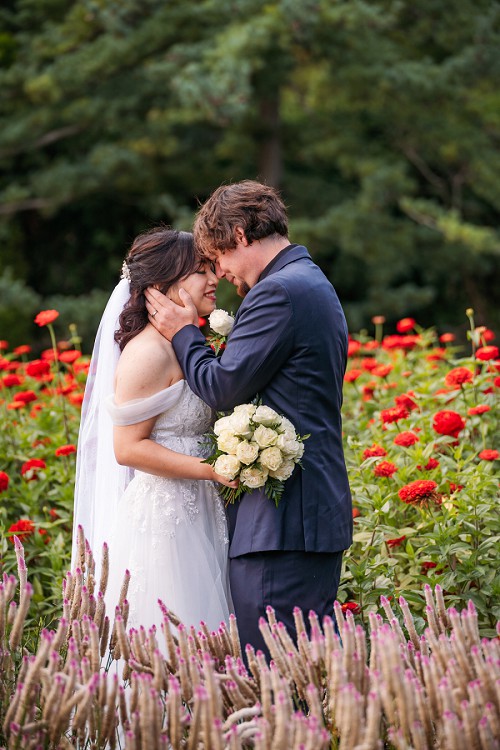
[104,379,231,632]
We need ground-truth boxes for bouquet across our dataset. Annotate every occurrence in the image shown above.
[205,309,235,355]
[203,403,309,506]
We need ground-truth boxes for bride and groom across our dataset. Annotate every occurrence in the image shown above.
[73,180,352,656]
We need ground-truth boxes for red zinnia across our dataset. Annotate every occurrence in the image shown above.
[8,518,35,540]
[421,561,438,572]
[2,374,23,388]
[399,479,439,505]
[395,392,418,411]
[363,444,387,459]
[372,364,393,378]
[380,405,409,424]
[396,317,416,333]
[476,346,499,361]
[55,444,77,457]
[25,359,51,377]
[14,390,37,405]
[14,345,31,355]
[352,507,361,519]
[58,350,81,364]
[393,431,419,447]
[34,309,59,327]
[348,340,362,357]
[386,535,406,548]
[374,461,398,477]
[344,369,363,382]
[468,404,491,416]
[0,340,8,350]
[341,601,361,615]
[478,449,499,461]
[421,457,440,471]
[444,367,473,388]
[361,358,379,371]
[21,458,47,480]
[432,410,465,438]
[439,333,455,343]
[0,471,9,492]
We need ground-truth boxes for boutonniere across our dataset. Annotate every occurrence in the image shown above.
[205,309,235,355]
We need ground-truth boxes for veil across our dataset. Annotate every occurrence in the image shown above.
[71,278,134,574]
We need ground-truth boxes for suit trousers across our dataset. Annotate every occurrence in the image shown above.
[229,550,343,658]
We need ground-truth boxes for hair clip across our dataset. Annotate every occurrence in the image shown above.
[120,260,131,281]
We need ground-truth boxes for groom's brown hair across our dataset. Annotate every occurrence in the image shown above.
[194,180,288,258]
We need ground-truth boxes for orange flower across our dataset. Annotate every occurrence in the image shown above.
[468,404,490,416]
[344,369,363,382]
[14,345,31,355]
[439,333,455,343]
[478,449,499,461]
[34,310,59,327]
[372,364,393,378]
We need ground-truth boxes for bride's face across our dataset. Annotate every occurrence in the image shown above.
[169,261,218,316]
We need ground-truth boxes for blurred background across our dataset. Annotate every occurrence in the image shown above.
[0,0,499,350]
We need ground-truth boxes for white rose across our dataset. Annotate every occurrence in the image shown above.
[278,416,297,439]
[236,440,260,465]
[276,434,304,460]
[269,459,295,481]
[259,446,283,472]
[240,465,268,489]
[233,403,257,419]
[253,425,279,449]
[253,405,280,426]
[228,411,253,438]
[208,309,235,336]
[214,415,235,436]
[213,454,241,480]
[217,430,241,455]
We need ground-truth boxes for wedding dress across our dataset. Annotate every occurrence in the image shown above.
[104,379,231,632]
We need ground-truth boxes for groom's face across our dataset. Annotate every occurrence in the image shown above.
[214,233,260,298]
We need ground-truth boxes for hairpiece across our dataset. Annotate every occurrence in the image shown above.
[120,260,131,282]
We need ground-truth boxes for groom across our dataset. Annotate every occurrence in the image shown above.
[145,180,352,654]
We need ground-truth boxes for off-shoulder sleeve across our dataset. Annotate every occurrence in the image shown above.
[105,380,185,426]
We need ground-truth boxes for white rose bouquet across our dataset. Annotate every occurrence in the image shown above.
[205,309,235,355]
[203,403,309,506]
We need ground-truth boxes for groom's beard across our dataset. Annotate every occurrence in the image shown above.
[237,281,250,298]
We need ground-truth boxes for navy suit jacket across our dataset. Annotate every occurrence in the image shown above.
[173,245,353,557]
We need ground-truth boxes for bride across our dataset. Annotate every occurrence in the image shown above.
[72,227,235,632]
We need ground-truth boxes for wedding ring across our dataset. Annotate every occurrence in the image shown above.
[152,309,158,318]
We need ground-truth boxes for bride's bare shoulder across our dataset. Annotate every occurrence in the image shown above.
[115,326,182,402]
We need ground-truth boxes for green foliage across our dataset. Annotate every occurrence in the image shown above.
[0,269,41,346]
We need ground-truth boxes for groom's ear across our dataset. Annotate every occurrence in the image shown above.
[234,226,249,246]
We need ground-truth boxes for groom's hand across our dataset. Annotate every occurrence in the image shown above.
[145,287,198,341]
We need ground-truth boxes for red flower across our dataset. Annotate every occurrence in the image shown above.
[341,601,361,615]
[25,359,51,377]
[420,457,440,471]
[476,346,499,361]
[363,444,387,459]
[348,340,362,357]
[399,479,439,505]
[21,458,47,480]
[426,348,447,362]
[374,461,398,477]
[468,404,491,416]
[380,405,409,424]
[382,334,420,351]
[476,327,495,342]
[395,392,418,411]
[393,431,419,447]
[14,345,31,355]
[449,483,464,493]
[49,508,60,520]
[444,367,473,388]
[372,364,393,378]
[0,340,8,350]
[352,507,361,519]
[58,350,81,364]
[432,410,465,438]
[439,333,455,343]
[478,449,499,461]
[8,518,35,540]
[32,437,51,448]
[0,471,9,492]
[2,374,23,387]
[38,528,50,544]
[361,358,379,371]
[198,317,207,327]
[421,561,438,573]
[7,401,27,410]
[55,444,76,457]
[386,535,406,548]
[371,315,385,325]
[41,349,57,361]
[34,309,59,327]
[68,392,84,406]
[396,317,416,333]
[344,369,363,382]
[14,390,37,404]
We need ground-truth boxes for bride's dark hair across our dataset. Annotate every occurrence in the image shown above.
[115,227,199,351]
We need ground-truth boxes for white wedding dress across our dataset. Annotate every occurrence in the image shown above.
[104,379,231,632]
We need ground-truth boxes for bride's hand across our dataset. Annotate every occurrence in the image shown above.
[211,469,239,489]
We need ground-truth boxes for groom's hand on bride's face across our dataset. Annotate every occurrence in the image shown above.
[145,287,198,341]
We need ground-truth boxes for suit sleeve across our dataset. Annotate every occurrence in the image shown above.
[172,279,294,410]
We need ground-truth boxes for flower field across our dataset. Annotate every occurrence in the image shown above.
[0,310,499,747]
